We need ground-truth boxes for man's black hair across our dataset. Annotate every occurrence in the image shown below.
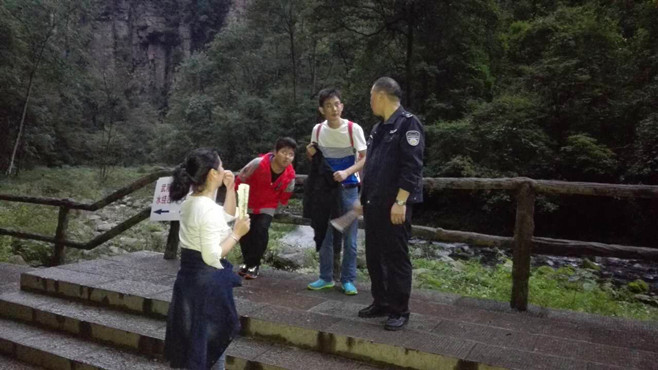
[275,137,297,152]
[372,77,402,101]
[318,88,341,107]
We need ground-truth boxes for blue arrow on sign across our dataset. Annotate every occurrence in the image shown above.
[154,209,170,215]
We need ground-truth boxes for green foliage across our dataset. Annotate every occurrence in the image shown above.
[0,0,656,187]
[629,114,658,183]
[628,280,649,294]
[1,1,658,246]
[581,258,601,271]
[0,236,13,262]
[414,258,658,321]
[414,258,511,300]
[559,134,618,181]
[0,166,161,264]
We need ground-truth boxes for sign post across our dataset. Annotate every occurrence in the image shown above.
[150,177,184,222]
[150,176,184,259]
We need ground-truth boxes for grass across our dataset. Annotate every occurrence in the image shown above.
[413,257,658,321]
[0,166,163,265]
[0,166,160,200]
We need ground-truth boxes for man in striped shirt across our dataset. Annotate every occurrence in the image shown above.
[306,88,367,295]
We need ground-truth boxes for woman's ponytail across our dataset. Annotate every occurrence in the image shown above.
[170,164,193,201]
[170,148,221,201]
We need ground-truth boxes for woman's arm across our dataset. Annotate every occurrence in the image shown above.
[218,232,240,258]
[217,214,251,258]
[223,171,237,216]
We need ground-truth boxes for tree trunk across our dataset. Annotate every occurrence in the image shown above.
[6,70,36,176]
[289,26,297,104]
[404,3,414,107]
[6,19,56,176]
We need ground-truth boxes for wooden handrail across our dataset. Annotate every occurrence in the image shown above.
[273,214,658,261]
[282,175,658,312]
[3,172,658,311]
[296,175,658,198]
[4,173,656,211]
[0,169,174,265]
[0,208,151,249]
[0,169,172,210]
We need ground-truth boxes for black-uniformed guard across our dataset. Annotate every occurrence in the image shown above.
[357,77,424,331]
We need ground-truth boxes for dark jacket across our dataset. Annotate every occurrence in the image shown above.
[165,249,241,369]
[303,146,343,251]
[361,106,424,207]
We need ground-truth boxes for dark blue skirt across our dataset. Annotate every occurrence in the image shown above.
[164,248,241,369]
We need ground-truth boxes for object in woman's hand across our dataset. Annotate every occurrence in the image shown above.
[237,184,250,219]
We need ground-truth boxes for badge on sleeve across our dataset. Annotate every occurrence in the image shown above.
[406,130,420,146]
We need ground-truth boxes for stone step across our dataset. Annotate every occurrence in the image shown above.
[17,257,658,370]
[0,313,381,370]
[0,353,42,370]
[17,267,495,369]
[3,283,634,370]
[0,289,474,369]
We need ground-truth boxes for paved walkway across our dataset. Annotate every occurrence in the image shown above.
[1,254,657,369]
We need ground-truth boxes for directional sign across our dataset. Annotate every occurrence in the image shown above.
[150,177,185,221]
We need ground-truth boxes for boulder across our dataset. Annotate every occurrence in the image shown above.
[7,254,27,265]
[96,222,115,232]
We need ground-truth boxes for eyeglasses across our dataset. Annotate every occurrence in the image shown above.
[323,102,342,110]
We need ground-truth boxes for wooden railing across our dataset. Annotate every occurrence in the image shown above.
[0,169,175,265]
[2,171,657,311]
[279,175,658,311]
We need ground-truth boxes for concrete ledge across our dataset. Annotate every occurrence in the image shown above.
[0,317,381,370]
[241,306,500,370]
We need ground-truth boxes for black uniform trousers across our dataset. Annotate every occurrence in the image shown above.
[239,213,273,268]
[364,203,413,315]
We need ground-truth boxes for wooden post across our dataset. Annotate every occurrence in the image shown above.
[51,207,70,266]
[511,182,535,311]
[164,221,180,260]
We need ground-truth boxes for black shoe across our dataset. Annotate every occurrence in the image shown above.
[384,314,409,331]
[237,265,248,277]
[244,265,259,280]
[358,304,389,318]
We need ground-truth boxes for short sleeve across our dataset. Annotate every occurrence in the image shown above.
[352,123,367,152]
[237,157,262,184]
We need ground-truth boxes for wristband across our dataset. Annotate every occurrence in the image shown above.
[230,233,240,243]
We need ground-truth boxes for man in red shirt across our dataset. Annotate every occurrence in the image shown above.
[235,137,297,279]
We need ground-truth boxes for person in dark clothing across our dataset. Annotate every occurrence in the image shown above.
[356,77,425,331]
[303,144,343,251]
[164,148,251,369]
[235,138,297,279]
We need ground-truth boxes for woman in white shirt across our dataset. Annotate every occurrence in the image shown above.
[164,148,250,370]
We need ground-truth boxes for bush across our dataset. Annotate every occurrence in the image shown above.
[628,279,650,294]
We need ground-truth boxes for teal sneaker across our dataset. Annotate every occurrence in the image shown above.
[307,279,335,291]
[342,282,358,295]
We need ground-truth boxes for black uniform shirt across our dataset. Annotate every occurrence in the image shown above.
[361,106,424,207]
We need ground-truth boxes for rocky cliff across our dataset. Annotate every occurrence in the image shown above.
[89,0,236,109]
